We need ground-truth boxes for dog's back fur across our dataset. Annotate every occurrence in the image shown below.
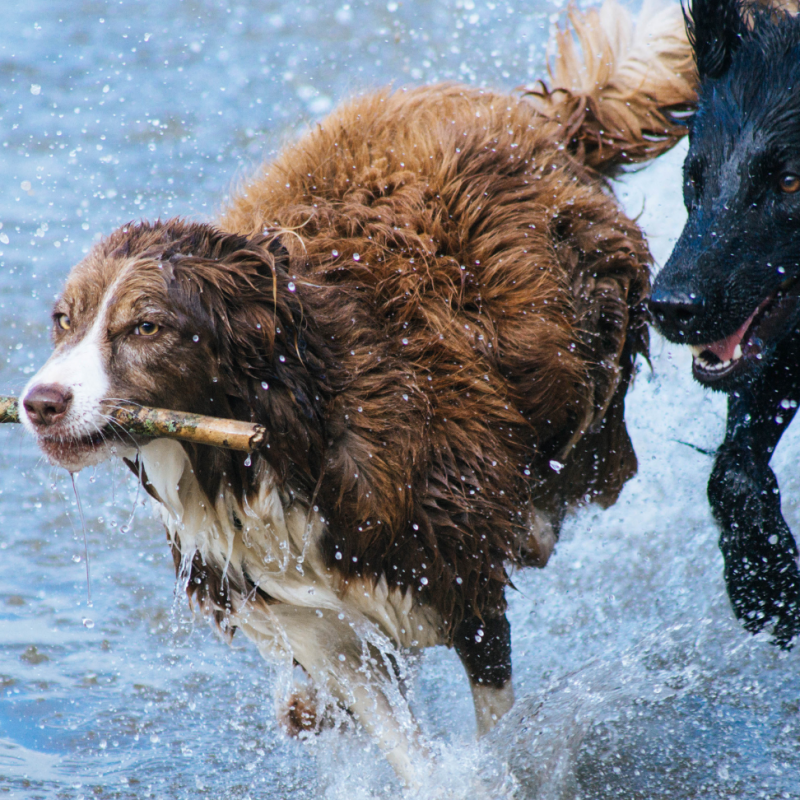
[21,0,695,782]
[218,5,695,627]
[218,84,654,631]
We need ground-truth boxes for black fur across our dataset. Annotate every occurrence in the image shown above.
[685,0,748,80]
[650,0,800,645]
[453,614,513,689]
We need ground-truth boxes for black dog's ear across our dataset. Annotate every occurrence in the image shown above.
[685,0,747,80]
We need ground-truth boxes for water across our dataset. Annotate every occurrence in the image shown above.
[0,1,799,798]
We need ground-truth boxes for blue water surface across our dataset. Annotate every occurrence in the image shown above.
[1,1,799,798]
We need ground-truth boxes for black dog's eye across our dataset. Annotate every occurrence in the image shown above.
[779,173,800,194]
[134,321,160,336]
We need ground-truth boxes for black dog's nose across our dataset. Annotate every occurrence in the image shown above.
[648,288,705,337]
[23,384,73,427]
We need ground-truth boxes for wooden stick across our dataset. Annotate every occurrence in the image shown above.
[0,395,266,452]
[0,396,17,425]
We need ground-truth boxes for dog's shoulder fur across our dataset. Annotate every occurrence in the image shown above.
[215,83,648,629]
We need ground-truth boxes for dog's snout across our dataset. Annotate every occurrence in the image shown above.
[648,289,705,337]
[23,384,74,427]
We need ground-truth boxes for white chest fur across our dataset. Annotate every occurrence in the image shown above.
[136,439,442,780]
[136,439,443,651]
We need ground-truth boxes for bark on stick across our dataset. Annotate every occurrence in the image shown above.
[0,395,266,452]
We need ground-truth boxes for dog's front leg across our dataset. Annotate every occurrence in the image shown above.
[240,605,426,786]
[709,368,800,647]
[454,613,515,734]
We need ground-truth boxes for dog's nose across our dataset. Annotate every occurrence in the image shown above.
[648,289,705,337]
[23,384,73,427]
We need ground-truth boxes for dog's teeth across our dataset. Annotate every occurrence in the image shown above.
[689,345,705,358]
[733,344,742,361]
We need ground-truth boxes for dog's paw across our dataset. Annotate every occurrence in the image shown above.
[725,541,800,649]
[278,677,340,738]
[280,688,320,737]
[767,595,800,650]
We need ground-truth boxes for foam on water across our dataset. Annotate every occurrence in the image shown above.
[1,2,800,798]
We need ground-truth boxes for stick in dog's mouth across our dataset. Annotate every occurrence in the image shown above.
[689,274,800,384]
[0,395,266,453]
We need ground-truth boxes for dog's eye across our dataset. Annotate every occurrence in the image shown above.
[779,173,800,194]
[55,313,70,331]
[134,321,160,336]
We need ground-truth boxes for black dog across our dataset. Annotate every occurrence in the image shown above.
[650,0,800,646]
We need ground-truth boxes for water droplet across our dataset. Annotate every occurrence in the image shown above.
[353,253,360,261]
[549,460,564,473]
[192,334,200,343]
[401,338,409,345]
[338,653,346,662]
[279,354,286,363]
[244,455,252,467]
[82,617,95,629]
[288,281,296,292]
[332,249,339,258]
[261,381,269,390]
[402,393,409,401]
[420,577,428,585]
[335,551,343,560]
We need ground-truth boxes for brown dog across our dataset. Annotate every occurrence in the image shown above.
[19,1,693,783]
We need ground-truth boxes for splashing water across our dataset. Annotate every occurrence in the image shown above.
[70,472,92,607]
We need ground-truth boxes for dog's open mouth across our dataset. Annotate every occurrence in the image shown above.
[690,276,800,385]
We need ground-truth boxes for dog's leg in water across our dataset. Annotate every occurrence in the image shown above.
[709,346,800,647]
[454,613,515,734]
[238,605,425,786]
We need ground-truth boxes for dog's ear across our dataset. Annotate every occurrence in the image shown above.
[163,226,327,491]
[685,0,747,81]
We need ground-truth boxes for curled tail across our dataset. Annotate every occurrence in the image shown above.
[525,0,696,175]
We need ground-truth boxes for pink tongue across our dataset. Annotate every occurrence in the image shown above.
[704,307,759,361]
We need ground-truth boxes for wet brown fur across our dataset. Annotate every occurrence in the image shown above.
[213,84,656,635]
[53,1,695,645]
